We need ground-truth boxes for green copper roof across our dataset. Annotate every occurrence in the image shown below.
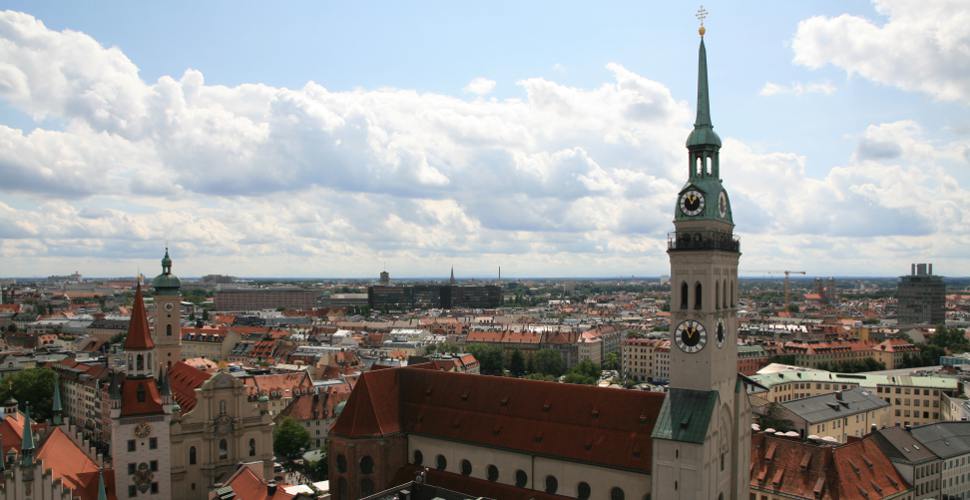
[97,469,108,500]
[52,377,63,425]
[651,388,718,444]
[152,247,181,292]
[686,38,721,148]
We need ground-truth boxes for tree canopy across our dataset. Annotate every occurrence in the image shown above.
[466,344,505,375]
[274,417,311,460]
[533,349,565,377]
[0,367,57,422]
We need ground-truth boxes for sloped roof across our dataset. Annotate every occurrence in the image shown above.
[124,284,154,351]
[780,387,889,424]
[389,464,573,500]
[651,388,717,444]
[36,427,118,499]
[872,426,938,464]
[168,361,211,414]
[750,433,910,499]
[910,421,970,459]
[221,464,294,500]
[332,366,665,472]
[119,378,164,417]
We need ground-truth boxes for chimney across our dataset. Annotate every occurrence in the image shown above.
[835,390,843,401]
[267,479,277,496]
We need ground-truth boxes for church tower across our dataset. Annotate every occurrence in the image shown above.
[110,283,174,499]
[651,16,751,500]
[152,248,182,373]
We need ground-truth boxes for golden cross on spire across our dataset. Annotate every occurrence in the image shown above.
[696,5,709,37]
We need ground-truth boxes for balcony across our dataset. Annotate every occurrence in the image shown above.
[667,231,740,252]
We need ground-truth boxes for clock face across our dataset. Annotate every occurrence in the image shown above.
[679,190,705,216]
[718,191,728,218]
[716,319,726,348]
[164,302,175,311]
[674,320,707,353]
[134,422,152,438]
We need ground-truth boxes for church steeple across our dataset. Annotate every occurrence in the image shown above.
[686,37,721,149]
[20,403,34,467]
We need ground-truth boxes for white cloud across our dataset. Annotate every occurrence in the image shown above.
[759,81,836,96]
[792,0,970,102]
[0,10,968,277]
[463,77,496,96]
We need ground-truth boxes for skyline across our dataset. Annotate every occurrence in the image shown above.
[1,1,969,278]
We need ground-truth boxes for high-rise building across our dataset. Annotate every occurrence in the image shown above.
[651,21,751,499]
[897,263,945,326]
[152,248,183,372]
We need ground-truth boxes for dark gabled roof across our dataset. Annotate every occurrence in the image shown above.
[779,387,888,424]
[651,388,717,444]
[872,426,939,464]
[910,421,970,459]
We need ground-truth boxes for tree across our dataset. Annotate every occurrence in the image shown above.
[509,349,526,377]
[563,360,602,385]
[201,309,209,321]
[533,349,565,377]
[466,344,505,375]
[603,352,619,371]
[0,368,58,421]
[757,403,794,432]
[274,417,311,460]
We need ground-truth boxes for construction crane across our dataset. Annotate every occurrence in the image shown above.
[748,270,807,311]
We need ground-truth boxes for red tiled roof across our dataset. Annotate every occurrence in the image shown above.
[242,372,312,398]
[222,464,295,500]
[120,378,165,417]
[124,284,154,351]
[37,427,118,499]
[279,386,351,422]
[0,413,25,453]
[332,367,665,472]
[168,361,211,414]
[750,433,910,499]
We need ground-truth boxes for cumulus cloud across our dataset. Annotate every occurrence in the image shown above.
[463,77,496,96]
[792,0,970,102]
[0,10,968,276]
[759,81,836,96]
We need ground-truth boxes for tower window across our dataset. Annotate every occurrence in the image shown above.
[545,475,559,494]
[219,439,228,459]
[680,282,688,310]
[515,469,528,488]
[413,450,423,466]
[435,454,447,470]
[577,482,591,500]
[723,280,728,309]
[360,455,375,474]
[189,446,197,465]
[460,459,472,476]
[487,464,499,481]
[611,487,625,500]
[149,437,157,449]
[166,324,172,336]
[136,354,144,371]
[249,438,256,457]
[694,283,703,310]
[127,440,135,452]
[715,281,720,310]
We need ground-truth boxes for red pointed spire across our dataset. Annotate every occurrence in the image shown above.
[125,282,155,351]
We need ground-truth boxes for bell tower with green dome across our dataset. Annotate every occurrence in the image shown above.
[151,247,182,373]
[651,11,750,500]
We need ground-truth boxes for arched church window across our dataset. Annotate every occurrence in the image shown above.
[486,464,499,481]
[715,281,720,310]
[413,450,423,465]
[723,280,728,309]
[695,155,702,176]
[336,478,347,500]
[545,475,558,494]
[515,469,528,488]
[706,156,712,175]
[460,459,472,476]
[435,454,447,470]
[577,482,591,500]
[189,446,197,465]
[730,280,735,307]
[166,324,172,336]
[249,438,256,457]
[336,454,347,473]
[680,282,688,310]
[219,400,227,415]
[360,479,374,496]
[360,455,374,474]
[694,283,702,310]
[610,487,625,500]
[218,439,228,460]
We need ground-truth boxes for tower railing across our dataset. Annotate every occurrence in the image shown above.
[667,231,740,252]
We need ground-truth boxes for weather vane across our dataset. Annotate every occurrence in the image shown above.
[696,5,708,37]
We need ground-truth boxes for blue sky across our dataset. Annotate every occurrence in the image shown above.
[0,0,968,277]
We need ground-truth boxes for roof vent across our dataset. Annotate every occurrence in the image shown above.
[591,408,600,418]
[460,392,468,401]
[542,402,551,412]
[500,397,509,406]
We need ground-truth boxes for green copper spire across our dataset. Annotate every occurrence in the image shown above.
[20,402,34,466]
[52,377,63,425]
[97,469,108,500]
[161,247,172,274]
[686,37,721,148]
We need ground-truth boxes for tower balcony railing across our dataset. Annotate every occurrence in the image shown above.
[667,231,740,252]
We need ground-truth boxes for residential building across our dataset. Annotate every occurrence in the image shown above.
[872,426,942,499]
[911,422,970,499]
[774,387,890,443]
[214,288,318,312]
